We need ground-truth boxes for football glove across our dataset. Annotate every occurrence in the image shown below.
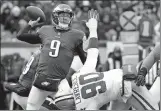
[135,67,147,86]
[86,9,99,30]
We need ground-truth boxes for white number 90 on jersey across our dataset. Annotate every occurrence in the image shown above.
[72,72,107,108]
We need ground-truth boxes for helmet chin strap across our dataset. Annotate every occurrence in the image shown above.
[57,22,69,30]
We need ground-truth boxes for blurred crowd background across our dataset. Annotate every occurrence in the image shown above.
[0,0,160,110]
[1,0,160,41]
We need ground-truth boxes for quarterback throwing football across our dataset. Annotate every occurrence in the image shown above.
[17,4,101,110]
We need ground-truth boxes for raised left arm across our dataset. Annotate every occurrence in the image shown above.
[79,9,99,73]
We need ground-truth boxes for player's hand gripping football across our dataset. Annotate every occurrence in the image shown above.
[86,9,99,31]
[28,17,40,27]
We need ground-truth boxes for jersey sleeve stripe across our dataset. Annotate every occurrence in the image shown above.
[132,94,148,110]
[132,90,156,110]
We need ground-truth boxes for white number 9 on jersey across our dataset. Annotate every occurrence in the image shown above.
[49,40,61,57]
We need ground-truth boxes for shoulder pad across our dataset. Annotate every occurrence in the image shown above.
[71,29,85,38]
[36,25,52,33]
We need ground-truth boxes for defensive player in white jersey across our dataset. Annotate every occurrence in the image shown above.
[70,8,132,110]
[71,54,159,110]
[79,45,160,110]
[69,11,159,110]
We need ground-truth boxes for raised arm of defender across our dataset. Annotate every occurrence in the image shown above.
[79,9,99,73]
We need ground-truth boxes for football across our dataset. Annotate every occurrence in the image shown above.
[26,6,46,23]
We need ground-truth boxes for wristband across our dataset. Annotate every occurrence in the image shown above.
[139,67,148,77]
[89,29,97,38]
[87,38,98,49]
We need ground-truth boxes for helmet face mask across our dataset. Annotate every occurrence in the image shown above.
[52,4,74,30]
[58,12,73,24]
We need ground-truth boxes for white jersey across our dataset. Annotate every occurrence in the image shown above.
[71,56,83,71]
[72,69,132,110]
